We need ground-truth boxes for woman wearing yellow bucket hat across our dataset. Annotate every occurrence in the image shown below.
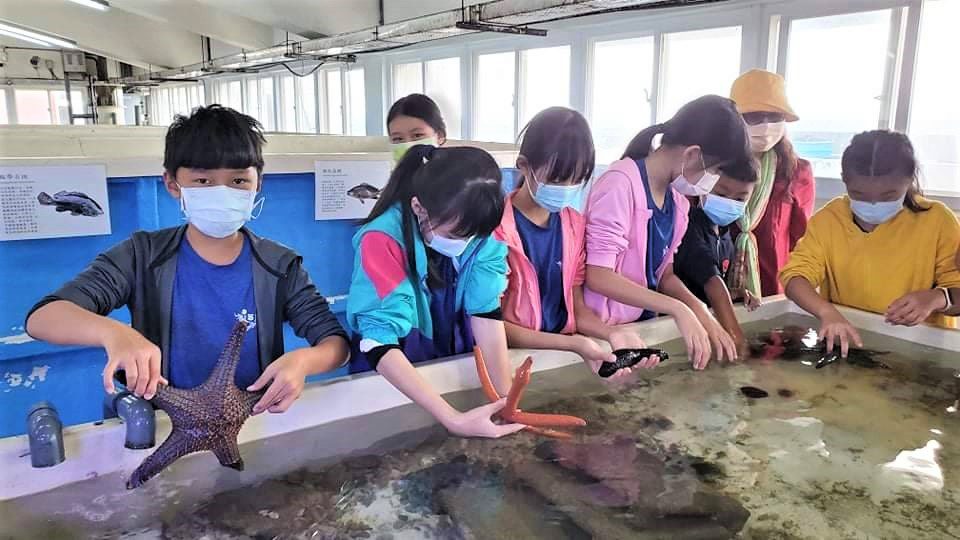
[728,69,815,299]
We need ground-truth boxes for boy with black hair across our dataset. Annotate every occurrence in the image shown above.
[26,105,349,415]
[674,158,760,351]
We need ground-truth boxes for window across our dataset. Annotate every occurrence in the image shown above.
[519,46,570,128]
[148,84,203,126]
[0,89,8,124]
[279,74,297,132]
[785,10,892,178]
[659,26,742,121]
[278,73,318,133]
[346,68,366,136]
[325,70,343,135]
[297,74,318,134]
[425,57,461,138]
[245,77,276,131]
[393,62,423,99]
[15,90,52,125]
[474,51,516,143]
[214,80,242,111]
[910,0,960,194]
[51,90,86,125]
[14,89,86,125]
[590,37,655,164]
[390,57,461,138]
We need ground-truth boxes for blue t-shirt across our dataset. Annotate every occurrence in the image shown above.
[514,207,567,333]
[428,253,475,358]
[169,237,260,389]
[637,159,675,291]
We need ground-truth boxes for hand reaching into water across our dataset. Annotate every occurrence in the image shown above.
[445,399,527,438]
[572,335,634,380]
[608,330,660,370]
[702,315,739,364]
[742,289,762,312]
[819,306,863,358]
[674,306,712,370]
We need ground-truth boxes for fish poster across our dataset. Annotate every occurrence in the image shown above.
[0,164,111,241]
[314,160,392,221]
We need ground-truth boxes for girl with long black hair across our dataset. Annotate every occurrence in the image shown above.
[347,145,524,438]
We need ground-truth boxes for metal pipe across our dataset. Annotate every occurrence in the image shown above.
[120,0,671,83]
[26,402,65,468]
[103,391,156,450]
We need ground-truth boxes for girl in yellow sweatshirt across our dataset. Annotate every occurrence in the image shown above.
[780,130,960,356]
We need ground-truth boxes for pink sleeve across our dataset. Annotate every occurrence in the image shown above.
[585,171,634,269]
[360,231,408,299]
[573,232,587,287]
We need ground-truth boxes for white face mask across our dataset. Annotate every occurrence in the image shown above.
[417,211,474,258]
[849,195,905,225]
[671,151,720,197]
[179,185,263,238]
[427,234,474,258]
[747,122,786,153]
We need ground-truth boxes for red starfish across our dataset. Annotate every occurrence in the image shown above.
[473,347,586,439]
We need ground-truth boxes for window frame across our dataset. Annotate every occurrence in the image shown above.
[10,85,90,126]
[760,0,949,199]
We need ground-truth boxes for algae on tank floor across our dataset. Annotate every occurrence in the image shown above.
[3,315,959,540]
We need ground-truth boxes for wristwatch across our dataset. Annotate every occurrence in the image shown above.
[938,287,953,312]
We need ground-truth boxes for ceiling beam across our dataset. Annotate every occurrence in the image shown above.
[109,0,275,52]
[0,0,278,68]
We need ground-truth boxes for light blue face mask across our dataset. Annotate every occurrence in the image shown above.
[849,196,905,225]
[526,171,583,213]
[701,193,746,226]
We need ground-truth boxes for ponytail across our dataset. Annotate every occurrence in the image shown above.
[362,144,504,288]
[622,95,750,167]
[363,144,436,285]
[622,123,666,160]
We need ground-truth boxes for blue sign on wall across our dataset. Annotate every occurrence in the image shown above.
[0,168,520,438]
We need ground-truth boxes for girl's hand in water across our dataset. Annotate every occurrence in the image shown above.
[701,315,739,364]
[446,399,527,438]
[608,330,659,369]
[885,289,946,327]
[572,335,634,380]
[673,306,712,370]
[819,307,863,358]
[742,289,762,312]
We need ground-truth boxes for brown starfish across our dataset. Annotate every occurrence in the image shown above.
[127,320,264,489]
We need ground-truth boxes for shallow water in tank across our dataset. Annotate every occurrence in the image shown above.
[2,313,959,540]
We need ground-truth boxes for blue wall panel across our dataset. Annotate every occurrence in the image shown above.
[0,168,520,438]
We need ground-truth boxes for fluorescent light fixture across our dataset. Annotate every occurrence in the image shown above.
[0,28,52,47]
[0,20,77,48]
[68,0,110,10]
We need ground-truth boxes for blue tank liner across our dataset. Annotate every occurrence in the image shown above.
[0,169,521,438]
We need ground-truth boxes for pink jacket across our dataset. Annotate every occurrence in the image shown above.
[583,158,690,324]
[495,193,585,335]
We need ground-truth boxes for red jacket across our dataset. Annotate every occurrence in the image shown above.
[740,158,815,296]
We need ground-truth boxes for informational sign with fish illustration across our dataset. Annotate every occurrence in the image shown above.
[314,159,392,220]
[0,165,111,241]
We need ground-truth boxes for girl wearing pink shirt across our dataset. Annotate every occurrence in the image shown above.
[583,96,754,369]
[496,107,660,379]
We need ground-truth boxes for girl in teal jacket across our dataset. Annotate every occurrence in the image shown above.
[347,145,524,439]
